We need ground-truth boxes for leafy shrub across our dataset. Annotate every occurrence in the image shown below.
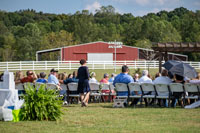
[20,84,63,121]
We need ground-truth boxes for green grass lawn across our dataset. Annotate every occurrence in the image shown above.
[0,103,200,133]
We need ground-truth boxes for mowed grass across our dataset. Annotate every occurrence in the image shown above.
[0,103,200,133]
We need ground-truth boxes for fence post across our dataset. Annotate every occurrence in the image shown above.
[144,60,146,69]
[134,60,136,69]
[45,61,47,70]
[19,61,22,71]
[92,61,94,70]
[69,61,71,70]
[32,61,35,71]
[57,61,60,70]
[6,62,8,71]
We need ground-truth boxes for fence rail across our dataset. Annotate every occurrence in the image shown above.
[0,60,200,71]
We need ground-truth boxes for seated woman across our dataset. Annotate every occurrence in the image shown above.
[63,71,79,85]
[100,73,110,102]
[100,73,109,83]
[36,72,47,83]
[171,74,185,107]
[89,72,98,83]
[15,71,24,84]
[58,72,67,84]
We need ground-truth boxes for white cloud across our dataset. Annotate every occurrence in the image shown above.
[135,0,180,6]
[135,0,149,6]
[85,1,101,13]
[194,1,200,6]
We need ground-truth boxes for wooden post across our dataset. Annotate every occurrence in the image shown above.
[164,51,168,62]
[159,52,163,73]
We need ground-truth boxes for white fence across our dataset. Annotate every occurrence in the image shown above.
[0,60,200,71]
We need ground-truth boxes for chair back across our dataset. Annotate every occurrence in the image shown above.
[141,83,155,92]
[109,83,115,90]
[155,84,169,93]
[115,83,128,92]
[128,83,141,92]
[101,83,110,91]
[15,83,24,90]
[169,83,184,92]
[115,83,129,96]
[67,83,78,91]
[184,83,199,93]
[89,83,100,91]
[35,82,45,90]
[46,83,58,90]
[60,84,67,90]
[23,82,34,89]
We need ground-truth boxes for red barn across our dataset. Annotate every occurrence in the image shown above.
[36,41,188,61]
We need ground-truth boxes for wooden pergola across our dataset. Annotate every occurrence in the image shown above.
[152,42,200,72]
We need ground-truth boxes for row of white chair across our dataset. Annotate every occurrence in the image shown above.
[115,83,200,106]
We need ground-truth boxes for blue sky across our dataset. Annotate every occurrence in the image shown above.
[0,0,200,16]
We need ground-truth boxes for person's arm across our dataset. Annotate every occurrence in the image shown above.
[86,67,90,79]
[32,72,37,80]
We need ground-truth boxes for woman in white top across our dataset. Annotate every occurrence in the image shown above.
[89,72,98,83]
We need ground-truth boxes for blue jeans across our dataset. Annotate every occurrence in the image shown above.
[59,90,67,101]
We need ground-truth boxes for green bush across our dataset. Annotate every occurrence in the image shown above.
[20,84,63,121]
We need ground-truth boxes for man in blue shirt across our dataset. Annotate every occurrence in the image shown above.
[113,65,134,97]
[48,69,67,105]
[48,69,60,85]
[113,65,134,86]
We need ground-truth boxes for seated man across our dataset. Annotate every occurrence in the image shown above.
[113,65,134,96]
[48,69,60,86]
[48,69,67,104]
[154,69,172,107]
[138,70,153,106]
[138,70,152,83]
[21,70,37,84]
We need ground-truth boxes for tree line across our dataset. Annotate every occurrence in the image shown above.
[0,6,200,61]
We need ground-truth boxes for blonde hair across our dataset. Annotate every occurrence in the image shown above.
[58,73,67,80]
[15,71,24,81]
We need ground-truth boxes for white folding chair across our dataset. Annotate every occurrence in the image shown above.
[23,82,34,89]
[89,82,101,102]
[169,83,184,106]
[113,83,129,107]
[101,83,110,95]
[154,84,170,107]
[115,83,129,99]
[15,83,25,97]
[34,82,45,90]
[184,83,199,100]
[128,82,142,99]
[67,83,79,96]
[101,83,110,102]
[109,82,116,95]
[140,83,156,106]
[46,83,58,90]
[67,83,79,104]
[60,84,67,91]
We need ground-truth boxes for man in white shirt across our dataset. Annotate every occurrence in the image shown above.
[154,69,172,107]
[138,70,152,83]
[154,69,172,84]
[138,70,153,106]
